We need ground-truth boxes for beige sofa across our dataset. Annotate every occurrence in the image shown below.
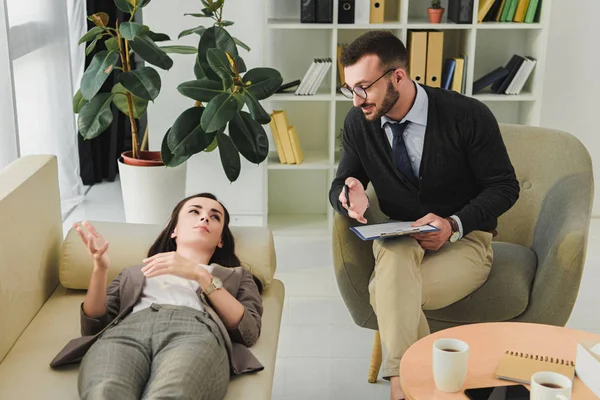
[0,155,285,399]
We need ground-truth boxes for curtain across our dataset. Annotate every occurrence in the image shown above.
[77,0,142,185]
[2,0,84,216]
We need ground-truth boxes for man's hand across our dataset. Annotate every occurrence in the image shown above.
[142,252,212,289]
[410,213,452,251]
[338,177,368,224]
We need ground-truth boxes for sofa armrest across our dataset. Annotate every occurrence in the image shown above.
[514,172,594,326]
[0,155,62,363]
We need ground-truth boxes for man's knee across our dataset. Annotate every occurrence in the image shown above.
[373,237,424,269]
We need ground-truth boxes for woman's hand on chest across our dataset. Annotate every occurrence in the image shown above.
[141,252,212,288]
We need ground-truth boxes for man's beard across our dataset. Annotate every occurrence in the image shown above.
[361,81,400,121]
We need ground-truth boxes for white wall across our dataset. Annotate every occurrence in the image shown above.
[143,0,266,222]
[541,0,599,216]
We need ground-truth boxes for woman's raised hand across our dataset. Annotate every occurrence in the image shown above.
[73,221,110,268]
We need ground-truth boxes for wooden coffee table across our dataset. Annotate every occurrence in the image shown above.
[399,322,599,399]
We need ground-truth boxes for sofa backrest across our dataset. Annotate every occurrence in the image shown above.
[0,155,62,363]
[59,221,277,291]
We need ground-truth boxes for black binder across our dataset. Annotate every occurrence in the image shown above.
[338,0,355,23]
[447,0,474,24]
[316,0,333,23]
[301,0,317,23]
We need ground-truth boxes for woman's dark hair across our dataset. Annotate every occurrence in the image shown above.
[147,193,241,268]
[340,30,409,72]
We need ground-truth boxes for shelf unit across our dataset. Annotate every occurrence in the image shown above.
[262,0,551,236]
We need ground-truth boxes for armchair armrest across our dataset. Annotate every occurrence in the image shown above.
[514,172,594,326]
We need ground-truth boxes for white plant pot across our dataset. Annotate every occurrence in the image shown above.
[118,158,187,226]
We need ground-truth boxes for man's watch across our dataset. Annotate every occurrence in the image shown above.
[203,276,223,296]
[445,217,461,243]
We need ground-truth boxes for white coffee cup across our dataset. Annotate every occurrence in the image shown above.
[530,371,572,400]
[432,338,470,393]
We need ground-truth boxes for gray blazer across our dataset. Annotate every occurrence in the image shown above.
[50,264,264,375]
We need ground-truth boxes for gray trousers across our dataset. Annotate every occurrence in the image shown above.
[78,304,229,400]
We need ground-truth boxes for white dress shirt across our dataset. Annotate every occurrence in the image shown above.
[131,263,214,314]
[381,81,464,239]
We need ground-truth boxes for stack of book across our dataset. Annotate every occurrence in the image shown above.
[478,0,542,23]
[268,110,304,165]
[473,54,537,95]
[295,58,332,96]
[441,56,468,94]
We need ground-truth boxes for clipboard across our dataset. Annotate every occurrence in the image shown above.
[350,221,440,241]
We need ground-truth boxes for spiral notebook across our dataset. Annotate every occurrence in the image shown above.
[495,350,576,384]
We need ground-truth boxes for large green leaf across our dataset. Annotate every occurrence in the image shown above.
[194,56,206,79]
[243,67,283,100]
[145,30,171,42]
[114,0,135,13]
[229,111,269,164]
[197,26,237,80]
[201,93,237,133]
[111,83,148,119]
[177,79,223,102]
[217,132,241,182]
[234,55,247,73]
[105,37,120,52]
[207,48,234,84]
[78,93,114,140]
[85,39,99,56]
[129,35,173,70]
[244,94,271,124]
[168,107,218,156]
[73,89,88,113]
[119,67,161,101]
[79,26,104,45]
[119,22,145,41]
[233,37,250,51]
[204,135,218,152]
[81,51,120,100]
[178,26,206,39]
[161,129,190,167]
[160,45,197,54]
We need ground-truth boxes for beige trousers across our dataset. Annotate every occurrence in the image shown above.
[368,230,493,378]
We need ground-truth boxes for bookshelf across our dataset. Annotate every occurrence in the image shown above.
[262,0,552,236]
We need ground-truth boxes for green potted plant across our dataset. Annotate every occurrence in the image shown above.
[73,0,191,225]
[428,0,445,23]
[161,0,283,183]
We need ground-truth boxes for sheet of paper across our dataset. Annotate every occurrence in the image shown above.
[352,221,438,240]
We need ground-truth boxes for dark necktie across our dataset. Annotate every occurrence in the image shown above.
[389,121,417,185]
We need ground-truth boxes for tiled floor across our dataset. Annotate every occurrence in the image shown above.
[63,180,600,400]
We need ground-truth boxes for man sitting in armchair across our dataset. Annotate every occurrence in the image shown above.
[329,30,520,400]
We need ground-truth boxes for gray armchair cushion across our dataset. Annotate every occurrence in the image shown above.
[425,242,537,324]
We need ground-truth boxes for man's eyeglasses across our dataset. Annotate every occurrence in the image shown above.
[340,68,397,100]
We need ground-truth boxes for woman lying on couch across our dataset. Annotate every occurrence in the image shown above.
[50,193,263,400]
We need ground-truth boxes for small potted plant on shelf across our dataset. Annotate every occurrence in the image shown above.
[73,0,190,225]
[428,0,445,23]
[161,0,283,183]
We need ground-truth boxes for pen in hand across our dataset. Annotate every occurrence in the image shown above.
[344,184,351,208]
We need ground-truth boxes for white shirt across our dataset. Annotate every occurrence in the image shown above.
[131,263,214,314]
[380,81,464,239]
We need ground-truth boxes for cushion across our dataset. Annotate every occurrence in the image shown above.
[0,280,285,400]
[60,221,276,290]
[425,242,537,323]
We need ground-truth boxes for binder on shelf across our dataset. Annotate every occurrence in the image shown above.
[499,0,514,21]
[448,0,474,24]
[524,0,540,23]
[451,57,465,93]
[504,0,519,21]
[354,0,371,24]
[337,44,346,87]
[477,0,496,22]
[472,66,509,94]
[369,0,385,23]
[295,58,331,96]
[407,31,427,85]
[269,117,287,164]
[287,126,305,164]
[495,54,526,94]
[513,0,530,22]
[301,0,317,23]
[338,0,355,23]
[271,110,297,164]
[495,0,507,21]
[425,31,444,88]
[460,53,469,95]
[316,0,333,23]
[441,59,456,90]
[483,0,504,22]
[507,56,536,95]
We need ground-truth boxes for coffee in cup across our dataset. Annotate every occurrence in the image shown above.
[432,338,470,393]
